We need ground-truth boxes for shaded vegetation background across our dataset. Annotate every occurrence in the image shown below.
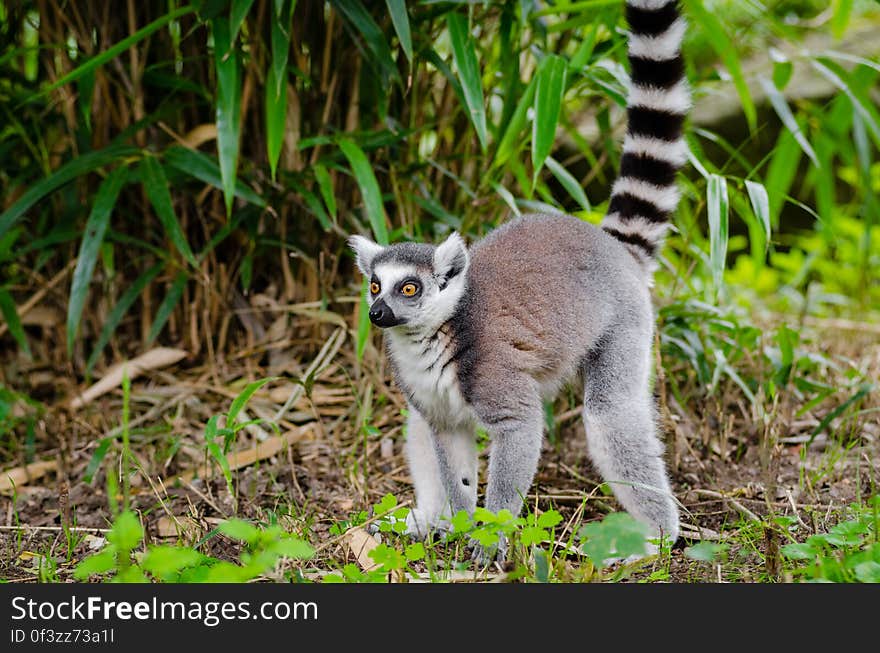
[0,0,878,582]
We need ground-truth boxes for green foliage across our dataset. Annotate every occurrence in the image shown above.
[74,510,314,583]
[578,512,651,566]
[781,497,879,582]
[202,377,280,503]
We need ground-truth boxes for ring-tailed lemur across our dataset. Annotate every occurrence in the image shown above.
[349,0,688,562]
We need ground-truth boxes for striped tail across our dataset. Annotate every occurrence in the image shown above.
[602,0,689,265]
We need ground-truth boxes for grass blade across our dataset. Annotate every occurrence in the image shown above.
[447,12,488,152]
[765,129,801,227]
[86,262,164,374]
[227,377,278,426]
[0,145,137,240]
[211,15,242,216]
[83,437,113,484]
[67,167,129,354]
[808,384,872,446]
[356,278,371,361]
[758,77,818,167]
[685,0,756,132]
[707,174,729,291]
[744,180,771,252]
[147,271,188,345]
[532,55,567,183]
[339,139,388,245]
[0,288,31,358]
[140,157,198,268]
[163,146,265,207]
[385,0,412,63]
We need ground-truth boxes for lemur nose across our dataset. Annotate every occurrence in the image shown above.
[368,299,398,327]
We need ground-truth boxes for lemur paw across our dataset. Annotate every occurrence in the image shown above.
[467,533,508,567]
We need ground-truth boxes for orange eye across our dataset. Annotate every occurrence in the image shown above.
[401,283,418,297]
[370,282,380,295]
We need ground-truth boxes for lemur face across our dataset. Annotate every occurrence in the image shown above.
[348,232,469,331]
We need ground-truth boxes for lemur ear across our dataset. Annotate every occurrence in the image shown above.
[348,235,384,276]
[433,232,469,287]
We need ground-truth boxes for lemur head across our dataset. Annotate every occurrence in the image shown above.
[348,232,469,331]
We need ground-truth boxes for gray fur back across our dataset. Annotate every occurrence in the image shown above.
[450,213,653,402]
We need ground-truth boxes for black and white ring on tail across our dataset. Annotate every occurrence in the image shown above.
[349,0,688,565]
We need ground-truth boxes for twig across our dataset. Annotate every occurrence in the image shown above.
[0,525,111,533]
[0,260,75,338]
[691,489,761,522]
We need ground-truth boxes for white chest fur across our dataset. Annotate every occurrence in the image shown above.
[387,328,474,430]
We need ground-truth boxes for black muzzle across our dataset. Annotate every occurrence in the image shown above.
[368,299,404,328]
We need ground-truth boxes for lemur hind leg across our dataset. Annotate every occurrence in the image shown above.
[402,407,477,539]
[470,375,544,564]
[581,327,679,554]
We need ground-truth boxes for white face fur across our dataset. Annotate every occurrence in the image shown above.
[348,232,470,333]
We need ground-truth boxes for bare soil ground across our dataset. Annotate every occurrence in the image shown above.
[1,296,878,583]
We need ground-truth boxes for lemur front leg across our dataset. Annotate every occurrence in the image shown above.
[400,407,477,539]
[470,378,544,565]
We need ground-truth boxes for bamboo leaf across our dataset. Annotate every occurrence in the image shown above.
[831,0,854,39]
[0,145,137,240]
[493,76,537,170]
[266,0,293,180]
[67,167,129,354]
[758,77,818,167]
[289,180,332,231]
[532,55,568,183]
[211,15,242,216]
[140,157,198,268]
[339,139,388,245]
[164,146,266,207]
[230,0,256,41]
[0,288,31,358]
[147,272,188,345]
[707,174,729,291]
[330,0,398,85]
[490,181,522,217]
[265,64,288,181]
[385,0,412,63]
[744,180,770,252]
[545,156,590,212]
[447,12,488,152]
[86,262,164,374]
[811,59,880,149]
[35,5,196,99]
[685,0,756,132]
[314,163,337,220]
